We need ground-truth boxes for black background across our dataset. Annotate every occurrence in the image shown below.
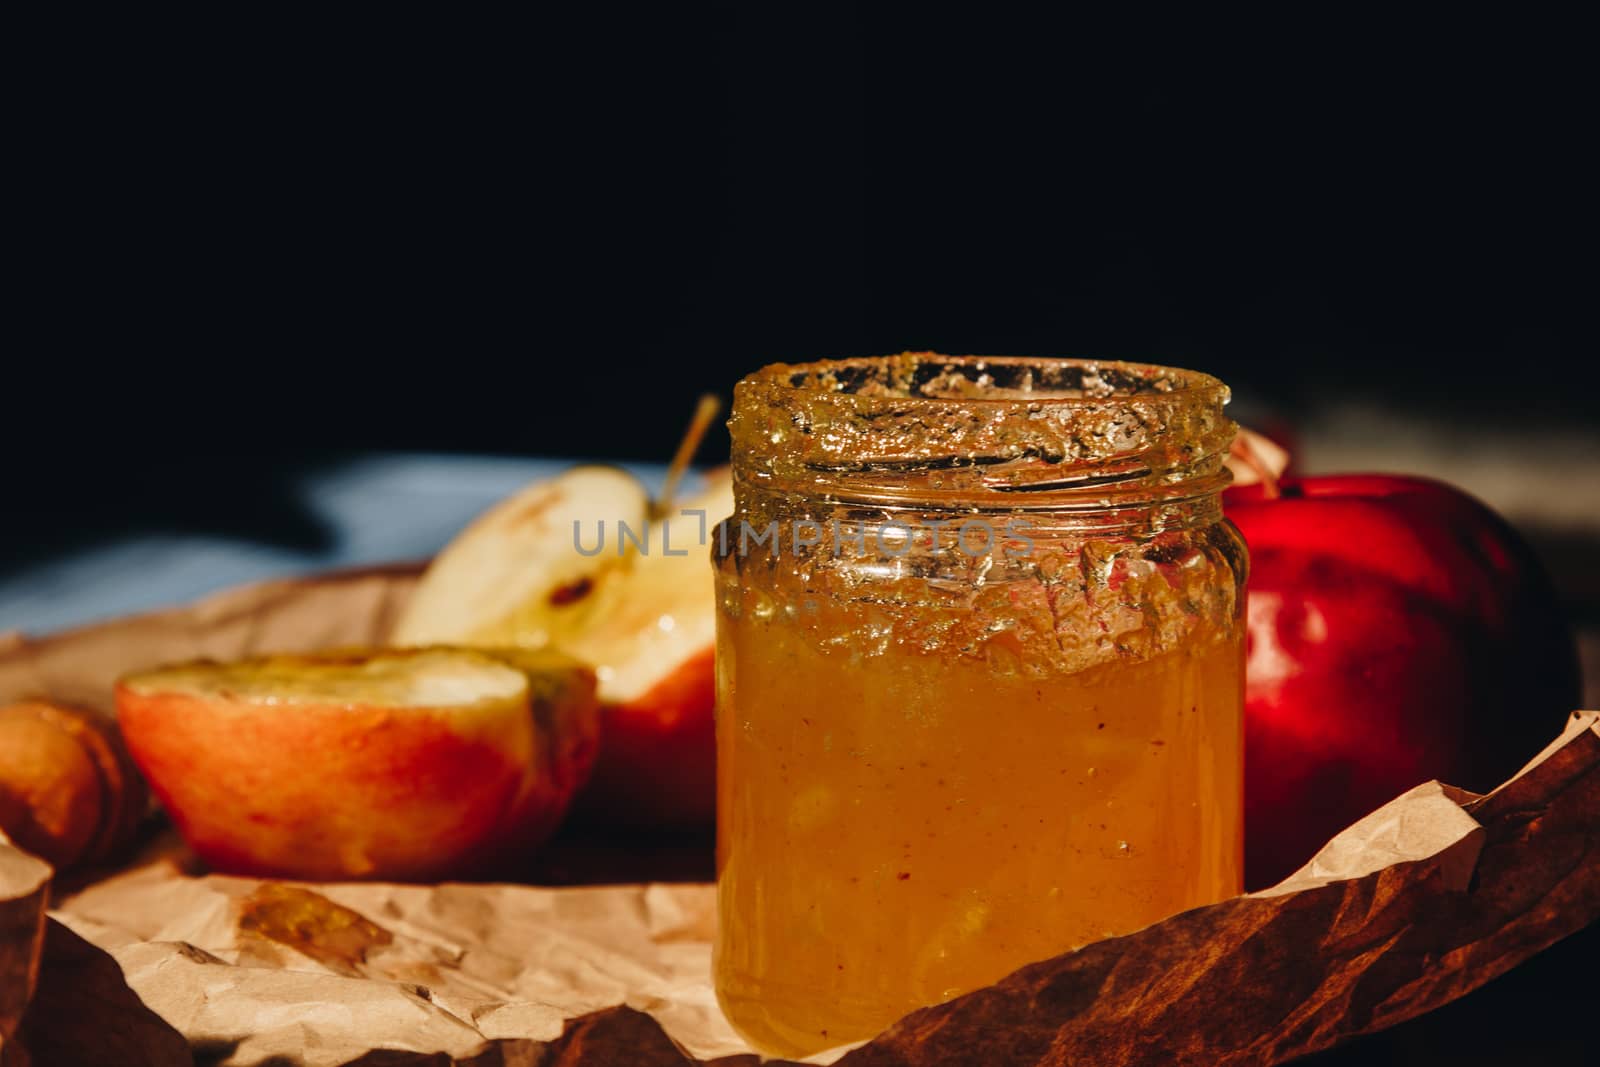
[10,10,1595,571]
[15,10,1595,447]
[6,11,1596,1060]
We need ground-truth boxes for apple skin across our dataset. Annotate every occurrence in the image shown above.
[115,650,599,882]
[118,687,532,881]
[1226,474,1581,889]
[575,647,717,826]
[0,705,103,869]
[394,466,733,830]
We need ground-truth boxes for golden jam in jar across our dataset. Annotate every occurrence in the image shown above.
[713,355,1247,1057]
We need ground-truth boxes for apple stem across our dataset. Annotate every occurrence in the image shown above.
[1230,433,1282,499]
[655,393,723,519]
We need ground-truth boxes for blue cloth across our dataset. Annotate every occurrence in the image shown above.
[0,455,671,638]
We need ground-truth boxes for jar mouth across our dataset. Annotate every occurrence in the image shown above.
[756,353,1229,409]
[732,353,1237,507]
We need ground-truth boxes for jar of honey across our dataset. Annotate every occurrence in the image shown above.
[713,354,1247,1056]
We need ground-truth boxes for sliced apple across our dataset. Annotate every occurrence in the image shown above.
[565,472,730,826]
[115,647,598,881]
[392,466,732,826]
[392,465,652,650]
[1225,426,1291,488]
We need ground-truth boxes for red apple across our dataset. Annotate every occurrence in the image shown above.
[1225,473,1581,888]
[0,701,145,871]
[117,647,599,881]
[393,466,732,827]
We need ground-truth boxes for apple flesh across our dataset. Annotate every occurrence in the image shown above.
[393,466,731,827]
[1225,474,1581,888]
[391,465,653,648]
[116,647,598,881]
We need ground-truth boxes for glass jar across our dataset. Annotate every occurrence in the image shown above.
[712,354,1247,1057]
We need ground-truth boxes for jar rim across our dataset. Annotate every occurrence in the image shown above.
[743,353,1229,409]
[731,353,1237,507]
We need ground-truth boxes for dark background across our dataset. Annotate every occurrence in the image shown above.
[6,12,1595,1061]
[7,11,1596,549]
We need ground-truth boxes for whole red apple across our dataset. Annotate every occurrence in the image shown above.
[1225,474,1581,889]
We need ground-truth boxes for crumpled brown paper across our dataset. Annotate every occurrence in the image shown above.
[0,564,419,720]
[0,831,50,1052]
[51,855,742,1066]
[1,570,1596,1066]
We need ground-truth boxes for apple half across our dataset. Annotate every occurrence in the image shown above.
[116,647,598,881]
[392,465,732,826]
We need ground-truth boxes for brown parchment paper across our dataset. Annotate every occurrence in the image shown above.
[0,564,420,719]
[0,832,50,1052]
[1,570,1597,1066]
